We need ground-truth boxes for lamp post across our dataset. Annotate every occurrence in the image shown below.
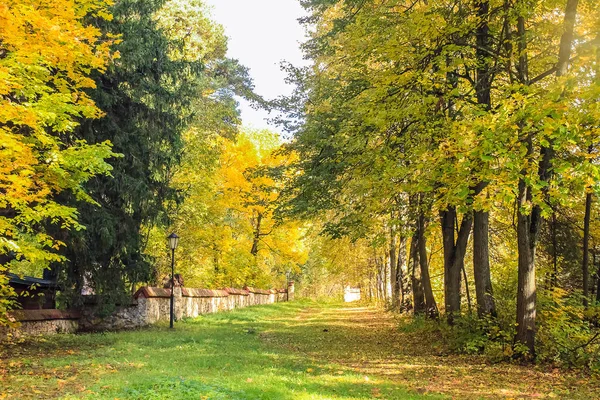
[167,233,180,329]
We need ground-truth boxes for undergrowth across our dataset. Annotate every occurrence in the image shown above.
[398,289,600,371]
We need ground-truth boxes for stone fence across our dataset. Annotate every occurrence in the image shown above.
[6,310,80,337]
[6,281,295,337]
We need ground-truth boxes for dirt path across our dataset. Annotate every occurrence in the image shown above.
[264,304,600,399]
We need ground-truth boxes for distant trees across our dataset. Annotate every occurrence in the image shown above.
[146,129,308,289]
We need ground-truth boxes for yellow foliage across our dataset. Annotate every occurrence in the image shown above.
[0,0,115,302]
[146,129,306,289]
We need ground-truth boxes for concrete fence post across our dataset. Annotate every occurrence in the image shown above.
[174,285,183,321]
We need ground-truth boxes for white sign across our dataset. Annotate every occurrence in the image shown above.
[344,287,361,303]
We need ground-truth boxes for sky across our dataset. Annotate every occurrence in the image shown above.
[204,0,309,132]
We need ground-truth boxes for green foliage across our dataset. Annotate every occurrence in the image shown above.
[446,315,516,360]
[537,289,600,369]
[0,270,17,328]
[53,0,197,306]
[400,288,600,370]
[399,311,518,361]
[52,0,258,306]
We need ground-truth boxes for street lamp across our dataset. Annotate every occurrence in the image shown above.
[167,232,180,329]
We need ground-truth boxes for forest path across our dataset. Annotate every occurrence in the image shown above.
[261,303,599,399]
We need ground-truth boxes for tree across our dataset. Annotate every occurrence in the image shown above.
[54,0,257,306]
[0,0,116,323]
[511,0,581,358]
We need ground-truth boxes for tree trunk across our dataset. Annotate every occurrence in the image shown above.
[516,167,537,357]
[475,0,492,108]
[473,209,497,317]
[368,269,374,302]
[419,211,439,319]
[472,0,497,319]
[596,251,600,304]
[250,212,262,256]
[592,250,597,298]
[383,254,389,302]
[390,226,399,309]
[397,235,407,310]
[551,212,558,287]
[379,256,386,301]
[410,230,426,315]
[462,263,472,315]
[375,256,383,301]
[441,207,457,316]
[441,207,472,323]
[583,192,592,307]
[514,7,536,357]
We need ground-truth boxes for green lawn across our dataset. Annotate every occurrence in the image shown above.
[1,301,599,399]
[1,301,434,400]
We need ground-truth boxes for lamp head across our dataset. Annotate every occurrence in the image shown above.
[167,233,180,250]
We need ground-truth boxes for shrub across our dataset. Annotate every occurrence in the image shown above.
[398,288,600,371]
[537,289,600,370]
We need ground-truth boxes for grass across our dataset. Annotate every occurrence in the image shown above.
[1,301,435,400]
[1,300,599,399]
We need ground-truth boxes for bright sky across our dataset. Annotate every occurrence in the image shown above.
[204,0,308,133]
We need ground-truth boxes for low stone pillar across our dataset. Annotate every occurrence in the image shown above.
[174,286,183,321]
[287,281,295,301]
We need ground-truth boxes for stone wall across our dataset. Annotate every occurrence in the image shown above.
[3,310,80,338]
[81,282,294,332]
[5,282,294,337]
